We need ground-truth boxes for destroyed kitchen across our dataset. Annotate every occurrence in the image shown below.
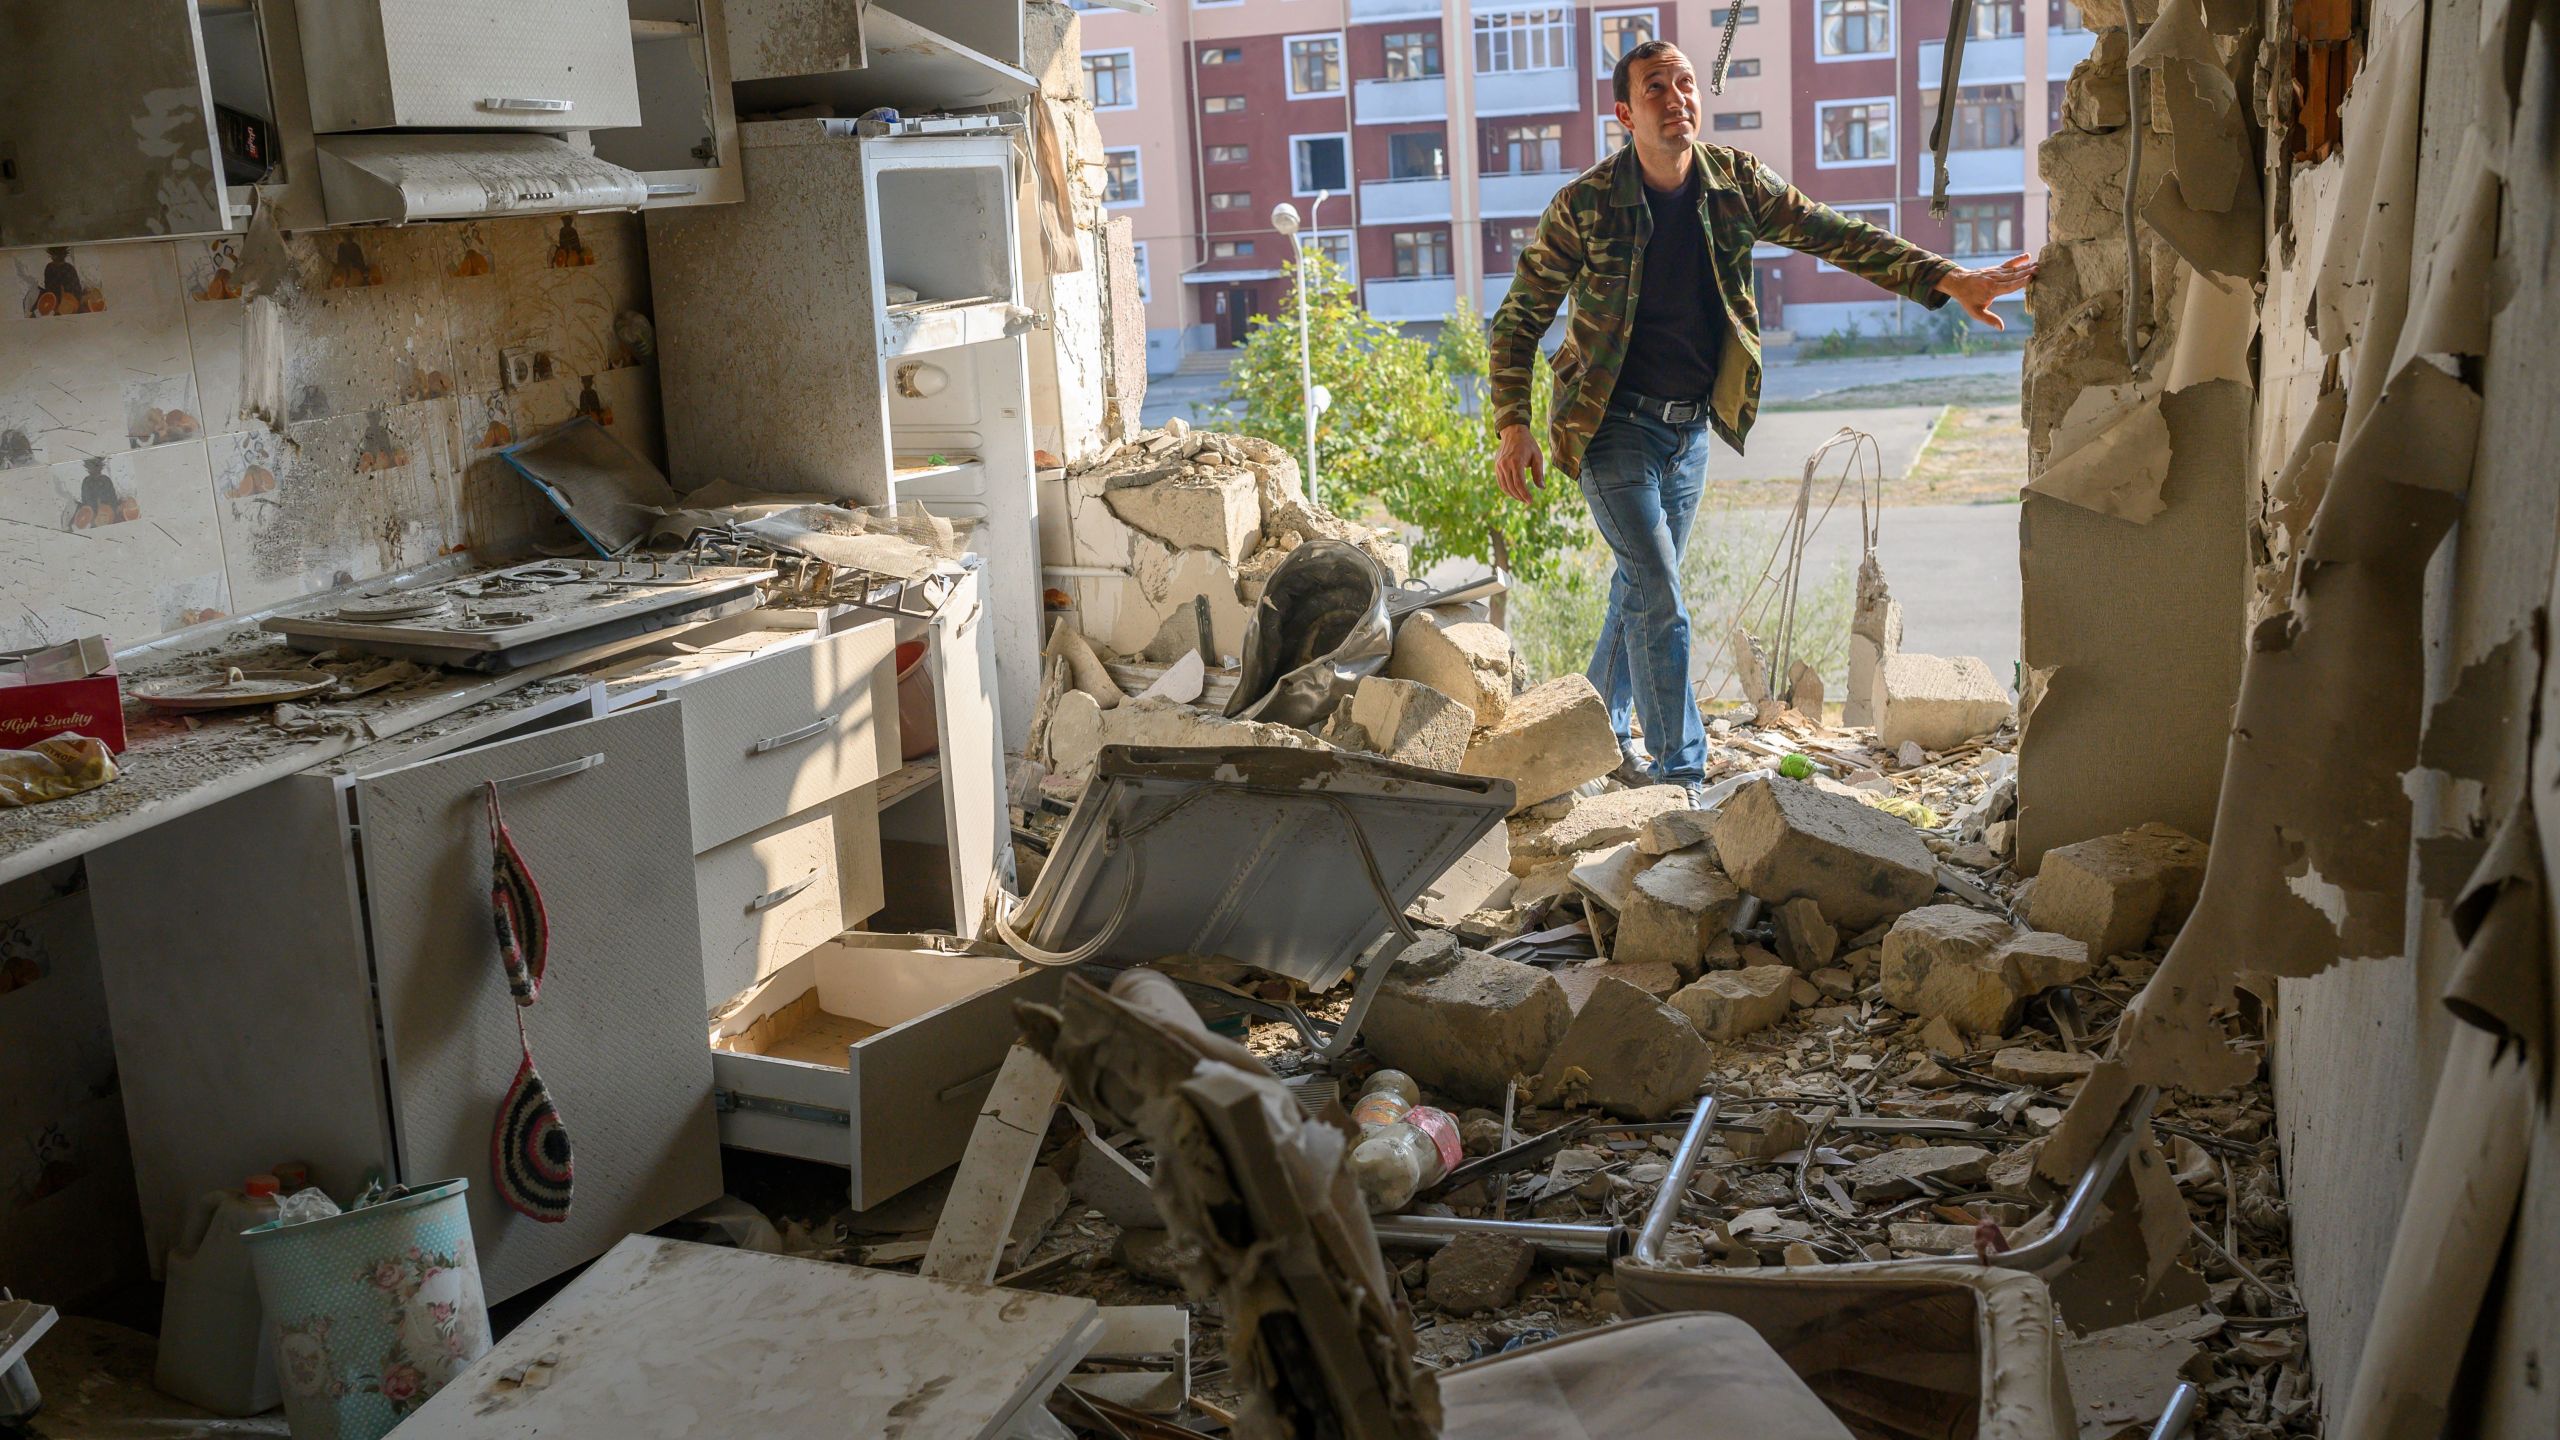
[1,0,2555,1437]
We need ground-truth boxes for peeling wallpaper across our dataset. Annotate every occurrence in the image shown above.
[0,212,665,652]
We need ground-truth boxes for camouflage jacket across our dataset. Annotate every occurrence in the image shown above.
[1488,143,1956,478]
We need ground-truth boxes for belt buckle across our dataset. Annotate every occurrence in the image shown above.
[1665,399,1700,424]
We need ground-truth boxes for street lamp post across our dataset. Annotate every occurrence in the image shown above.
[1270,193,1328,505]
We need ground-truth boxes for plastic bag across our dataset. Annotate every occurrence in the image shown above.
[0,733,118,807]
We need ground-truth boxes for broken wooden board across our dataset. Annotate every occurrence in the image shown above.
[400,1235,1100,1440]
[923,1042,1067,1285]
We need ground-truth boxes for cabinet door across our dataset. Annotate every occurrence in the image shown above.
[593,0,743,208]
[295,0,641,132]
[0,0,230,248]
[724,0,861,82]
[932,569,1010,937]
[353,701,719,1302]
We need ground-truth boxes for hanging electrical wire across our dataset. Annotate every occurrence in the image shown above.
[1692,425,1885,711]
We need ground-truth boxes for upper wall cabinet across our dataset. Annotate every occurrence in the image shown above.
[724,0,863,84]
[593,0,745,208]
[0,0,232,248]
[725,0,1031,117]
[293,0,642,132]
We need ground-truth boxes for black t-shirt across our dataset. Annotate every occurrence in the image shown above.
[1616,165,1725,405]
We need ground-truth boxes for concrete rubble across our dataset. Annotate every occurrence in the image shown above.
[1877,653,2016,753]
[1459,676,1625,812]
[2026,822,2209,958]
[1713,776,1941,930]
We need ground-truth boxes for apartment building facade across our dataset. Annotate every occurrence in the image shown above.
[1080,0,2081,370]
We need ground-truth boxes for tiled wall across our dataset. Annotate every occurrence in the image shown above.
[0,212,666,652]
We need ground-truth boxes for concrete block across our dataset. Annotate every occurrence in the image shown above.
[1102,463,1262,561]
[1668,964,1795,1042]
[1530,975,1711,1120]
[1842,1145,1992,1201]
[1567,841,1644,914]
[1638,807,1717,857]
[1387,606,1515,730]
[2025,823,2209,957]
[1879,905,2026,1037]
[1989,1046,2099,1087]
[1711,777,1940,930]
[1360,941,1571,1107]
[1426,1232,1534,1314]
[1520,785,1696,862]
[1460,676,1623,812]
[1879,654,2015,752]
[1995,929,2093,995]
[1613,851,1741,972]
[1318,675,1475,771]
[1052,695,1331,782]
[1773,897,1839,971]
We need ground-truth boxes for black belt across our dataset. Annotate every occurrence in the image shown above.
[1610,388,1707,425]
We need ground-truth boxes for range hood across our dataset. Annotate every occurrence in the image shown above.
[313,133,648,225]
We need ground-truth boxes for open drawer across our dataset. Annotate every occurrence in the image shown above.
[709,935,1064,1207]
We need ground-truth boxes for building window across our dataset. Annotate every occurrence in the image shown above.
[2049,0,2088,33]
[1712,111,1762,130]
[1392,229,1452,277]
[1212,240,1257,258]
[1725,57,1762,77]
[1307,231,1356,278]
[1292,133,1350,193]
[1595,8,1659,73]
[1951,199,2018,256]
[1083,49,1136,110]
[1970,0,2024,37]
[1131,241,1151,303]
[1731,5,1760,20]
[1287,34,1345,97]
[1815,203,1893,269]
[1199,45,1244,64]
[1204,95,1246,113]
[1599,116,1629,159]
[1208,143,1249,164]
[1383,30,1443,80]
[1815,98,1892,164]
[1486,121,1563,174]
[1499,221,1540,251]
[1103,147,1142,204]
[1474,8,1572,74]
[1388,130,1449,180]
[1929,84,2025,149]
[1817,0,1891,58]
[1209,191,1252,211]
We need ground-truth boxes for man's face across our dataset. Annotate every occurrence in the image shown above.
[1616,50,1700,150]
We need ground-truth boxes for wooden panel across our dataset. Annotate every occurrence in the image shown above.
[399,1235,1098,1440]
[86,775,389,1271]
[354,702,718,1301]
[677,616,898,852]
[0,0,228,247]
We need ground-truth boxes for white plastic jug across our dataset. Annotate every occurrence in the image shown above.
[157,1175,283,1415]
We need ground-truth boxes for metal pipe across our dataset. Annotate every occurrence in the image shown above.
[1862,1084,2160,1276]
[1368,1215,1620,1265]
[1631,1091,1722,1267]
[2148,1382,2201,1439]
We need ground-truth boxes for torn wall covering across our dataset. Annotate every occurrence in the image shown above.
[0,211,662,652]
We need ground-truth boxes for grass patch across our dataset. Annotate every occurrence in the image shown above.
[1762,371,2024,412]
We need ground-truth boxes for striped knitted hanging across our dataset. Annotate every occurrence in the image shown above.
[486,782,548,1005]
[492,1019,574,1222]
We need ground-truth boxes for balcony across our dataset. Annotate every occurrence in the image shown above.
[1366,276,1458,322]
[1473,66,1578,117]
[1913,146,2026,195]
[2046,27,2098,74]
[1350,0,1441,19]
[1479,169,1572,218]
[1482,275,1514,315]
[1917,36,2025,85]
[1359,175,1454,224]
[1354,74,1448,125]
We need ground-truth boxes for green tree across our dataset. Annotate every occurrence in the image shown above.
[1216,255,1590,589]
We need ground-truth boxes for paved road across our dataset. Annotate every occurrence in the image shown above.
[1734,500,2023,690]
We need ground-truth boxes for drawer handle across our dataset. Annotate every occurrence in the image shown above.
[750,713,839,755]
[747,873,820,913]
[481,97,575,113]
[935,1065,1004,1103]
[491,752,605,791]
[646,181,701,197]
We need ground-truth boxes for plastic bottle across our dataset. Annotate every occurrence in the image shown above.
[1347,1104,1464,1213]
[1349,1070,1420,1132]
[156,1175,283,1415]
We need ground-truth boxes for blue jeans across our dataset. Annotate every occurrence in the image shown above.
[1580,403,1711,784]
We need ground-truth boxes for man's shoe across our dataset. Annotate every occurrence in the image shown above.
[1682,780,1715,811]
[1608,753,1654,789]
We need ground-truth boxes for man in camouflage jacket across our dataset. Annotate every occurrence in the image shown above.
[1489,39,2032,795]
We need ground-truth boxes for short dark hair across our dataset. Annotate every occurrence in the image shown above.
[1612,39,1686,104]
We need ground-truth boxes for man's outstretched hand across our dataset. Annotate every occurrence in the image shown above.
[1496,423,1545,504]
[1936,254,2037,329]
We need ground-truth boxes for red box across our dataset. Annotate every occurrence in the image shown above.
[0,636,128,754]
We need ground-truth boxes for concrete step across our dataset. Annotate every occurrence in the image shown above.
[1175,349,1236,376]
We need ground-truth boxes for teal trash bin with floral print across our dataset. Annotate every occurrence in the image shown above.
[242,1178,491,1440]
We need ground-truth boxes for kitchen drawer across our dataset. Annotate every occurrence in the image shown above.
[693,789,884,1011]
[709,937,1065,1208]
[679,617,900,852]
[296,0,642,132]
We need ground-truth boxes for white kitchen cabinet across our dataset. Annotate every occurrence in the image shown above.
[87,696,725,1303]
[648,129,1045,746]
[0,0,231,248]
[593,0,744,209]
[292,0,642,132]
